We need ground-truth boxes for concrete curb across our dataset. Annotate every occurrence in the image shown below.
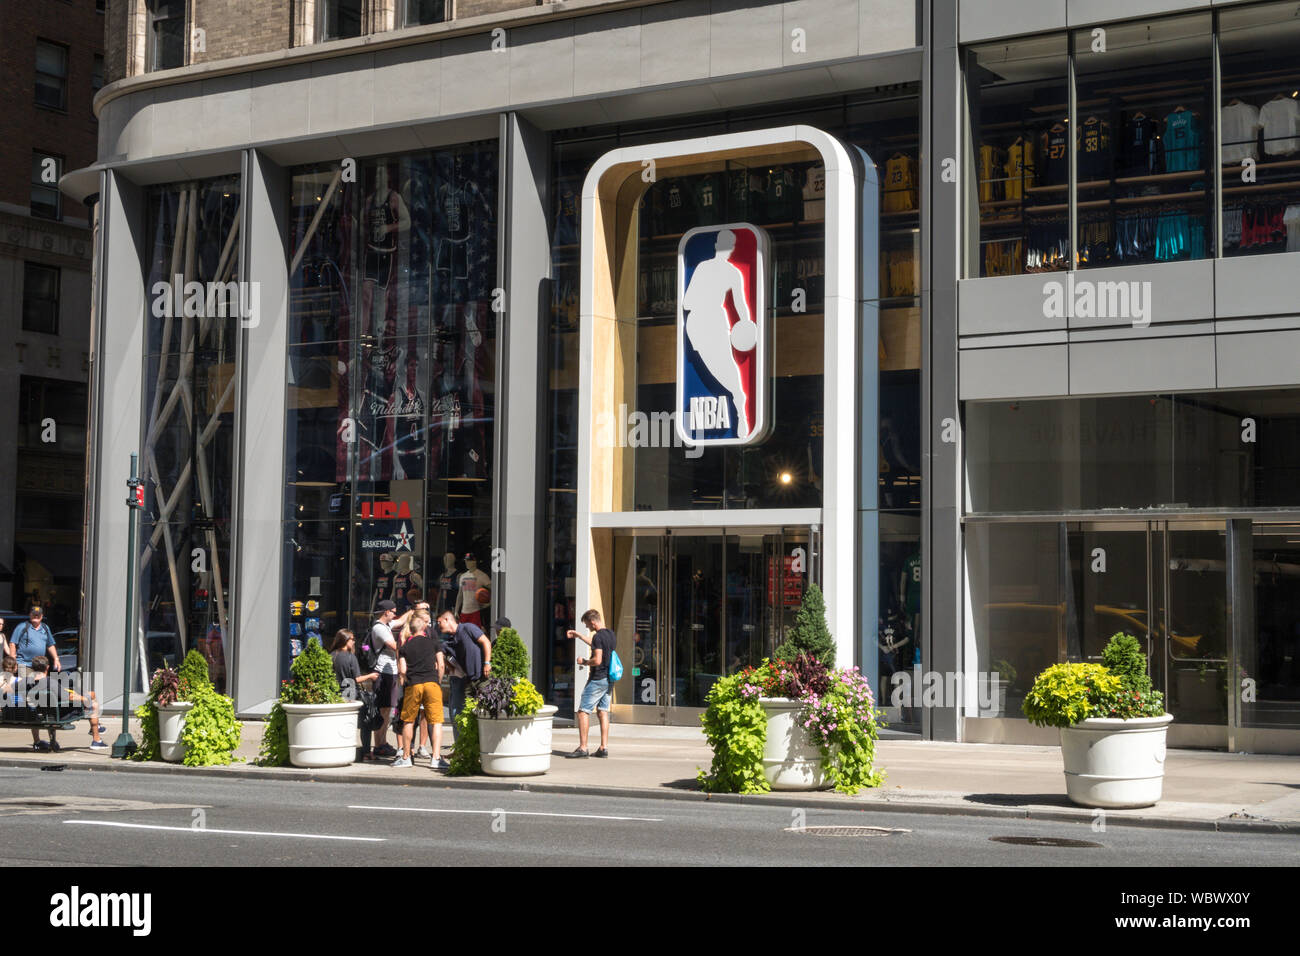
[4,755,1297,834]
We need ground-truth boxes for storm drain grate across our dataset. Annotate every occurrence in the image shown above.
[785,825,910,837]
[990,835,1102,848]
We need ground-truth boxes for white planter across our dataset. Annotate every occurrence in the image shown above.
[759,697,829,791]
[478,704,559,776]
[157,700,194,763]
[284,701,363,768]
[1059,714,1174,808]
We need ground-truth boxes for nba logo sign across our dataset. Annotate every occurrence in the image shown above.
[676,223,769,446]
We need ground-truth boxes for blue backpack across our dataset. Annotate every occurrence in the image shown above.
[608,650,624,682]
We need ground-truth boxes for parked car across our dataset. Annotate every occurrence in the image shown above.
[53,629,81,671]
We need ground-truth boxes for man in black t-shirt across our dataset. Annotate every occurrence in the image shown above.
[395,613,446,770]
[565,609,616,758]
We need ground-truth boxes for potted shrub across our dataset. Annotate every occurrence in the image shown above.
[447,628,559,777]
[1023,633,1172,809]
[257,637,360,768]
[698,586,885,794]
[135,649,241,766]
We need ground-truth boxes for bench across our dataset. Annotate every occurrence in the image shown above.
[0,705,87,731]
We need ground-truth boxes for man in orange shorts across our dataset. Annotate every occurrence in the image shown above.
[393,610,447,770]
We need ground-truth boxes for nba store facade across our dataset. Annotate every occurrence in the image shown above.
[65,0,1300,753]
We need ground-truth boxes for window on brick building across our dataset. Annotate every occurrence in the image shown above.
[320,0,364,41]
[92,54,104,93]
[31,152,63,220]
[22,263,61,336]
[149,0,187,71]
[35,40,68,110]
[403,0,447,27]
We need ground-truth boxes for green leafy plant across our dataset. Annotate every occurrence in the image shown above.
[774,583,835,667]
[256,638,344,766]
[1022,662,1120,728]
[1094,632,1165,719]
[133,650,240,765]
[491,628,529,681]
[447,699,482,776]
[993,659,1017,686]
[697,671,770,794]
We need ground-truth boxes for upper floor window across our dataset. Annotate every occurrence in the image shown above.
[320,0,364,42]
[31,152,63,220]
[149,0,187,71]
[22,263,61,335]
[402,0,446,27]
[35,40,68,110]
[92,54,105,93]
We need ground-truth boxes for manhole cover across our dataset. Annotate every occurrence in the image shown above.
[785,825,910,837]
[990,836,1102,848]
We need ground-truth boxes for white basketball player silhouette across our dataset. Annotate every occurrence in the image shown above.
[682,229,755,438]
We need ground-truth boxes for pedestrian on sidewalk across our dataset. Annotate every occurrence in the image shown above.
[26,657,105,751]
[566,609,615,758]
[400,602,437,758]
[437,610,492,725]
[370,601,402,759]
[330,629,378,761]
[10,606,60,752]
[393,611,446,770]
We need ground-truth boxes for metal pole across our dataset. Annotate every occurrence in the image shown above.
[112,453,140,758]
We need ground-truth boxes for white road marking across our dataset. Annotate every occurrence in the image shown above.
[65,820,385,842]
[349,804,663,823]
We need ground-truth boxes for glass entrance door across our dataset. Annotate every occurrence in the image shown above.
[613,528,813,722]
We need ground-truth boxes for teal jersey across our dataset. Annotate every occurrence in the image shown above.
[1163,109,1202,172]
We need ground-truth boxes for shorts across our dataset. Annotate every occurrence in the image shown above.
[578,677,611,714]
[400,682,444,724]
[376,671,400,709]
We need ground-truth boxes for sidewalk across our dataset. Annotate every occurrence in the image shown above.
[4,720,1299,833]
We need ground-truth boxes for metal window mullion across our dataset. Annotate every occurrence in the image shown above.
[1212,19,1223,260]
[1068,44,1078,271]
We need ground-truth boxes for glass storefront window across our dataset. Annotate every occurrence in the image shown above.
[966,389,1300,514]
[1072,14,1213,269]
[967,34,1069,278]
[139,176,241,693]
[284,142,498,671]
[1219,2,1300,259]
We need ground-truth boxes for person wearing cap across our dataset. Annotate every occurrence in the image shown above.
[10,605,60,752]
[491,617,512,642]
[370,600,402,759]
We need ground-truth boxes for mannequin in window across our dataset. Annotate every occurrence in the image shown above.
[392,553,423,612]
[436,551,459,612]
[457,552,491,626]
[360,164,410,344]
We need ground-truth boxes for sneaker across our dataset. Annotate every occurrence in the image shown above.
[90,740,108,750]
[566,748,589,759]
[33,740,50,753]
[416,747,432,759]
[48,741,61,753]
[593,748,608,758]
[433,758,450,771]
[391,755,413,768]
[375,744,398,758]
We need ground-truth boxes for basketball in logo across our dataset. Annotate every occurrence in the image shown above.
[676,223,769,447]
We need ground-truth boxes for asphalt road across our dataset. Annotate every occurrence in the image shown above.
[0,765,1295,867]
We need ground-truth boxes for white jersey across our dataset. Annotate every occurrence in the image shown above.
[1220,101,1260,165]
[1260,96,1300,157]
[802,164,826,220]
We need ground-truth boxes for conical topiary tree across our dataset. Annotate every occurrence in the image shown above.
[177,648,213,700]
[1102,632,1152,696]
[774,583,835,667]
[491,627,529,681]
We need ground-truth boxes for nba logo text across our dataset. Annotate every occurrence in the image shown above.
[675,223,769,447]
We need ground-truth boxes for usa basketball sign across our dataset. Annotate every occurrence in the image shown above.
[675,223,769,446]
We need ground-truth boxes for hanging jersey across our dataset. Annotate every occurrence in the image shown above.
[802,164,826,220]
[1259,96,1300,157]
[1163,109,1202,172]
[727,169,750,219]
[883,154,917,213]
[1220,102,1261,165]
[1078,115,1112,182]
[978,144,1000,203]
[765,167,800,221]
[1004,140,1035,199]
[904,553,922,616]
[1120,115,1161,176]
[1041,123,1069,185]
[691,173,723,226]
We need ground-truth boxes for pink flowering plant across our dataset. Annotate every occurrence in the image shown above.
[699,655,885,795]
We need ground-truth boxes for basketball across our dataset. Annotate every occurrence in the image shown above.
[730,318,758,352]
[475,587,491,605]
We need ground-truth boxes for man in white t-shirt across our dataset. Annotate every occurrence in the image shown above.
[370,600,402,758]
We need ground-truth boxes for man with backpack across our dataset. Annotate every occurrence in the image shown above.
[10,606,61,751]
[565,609,617,759]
